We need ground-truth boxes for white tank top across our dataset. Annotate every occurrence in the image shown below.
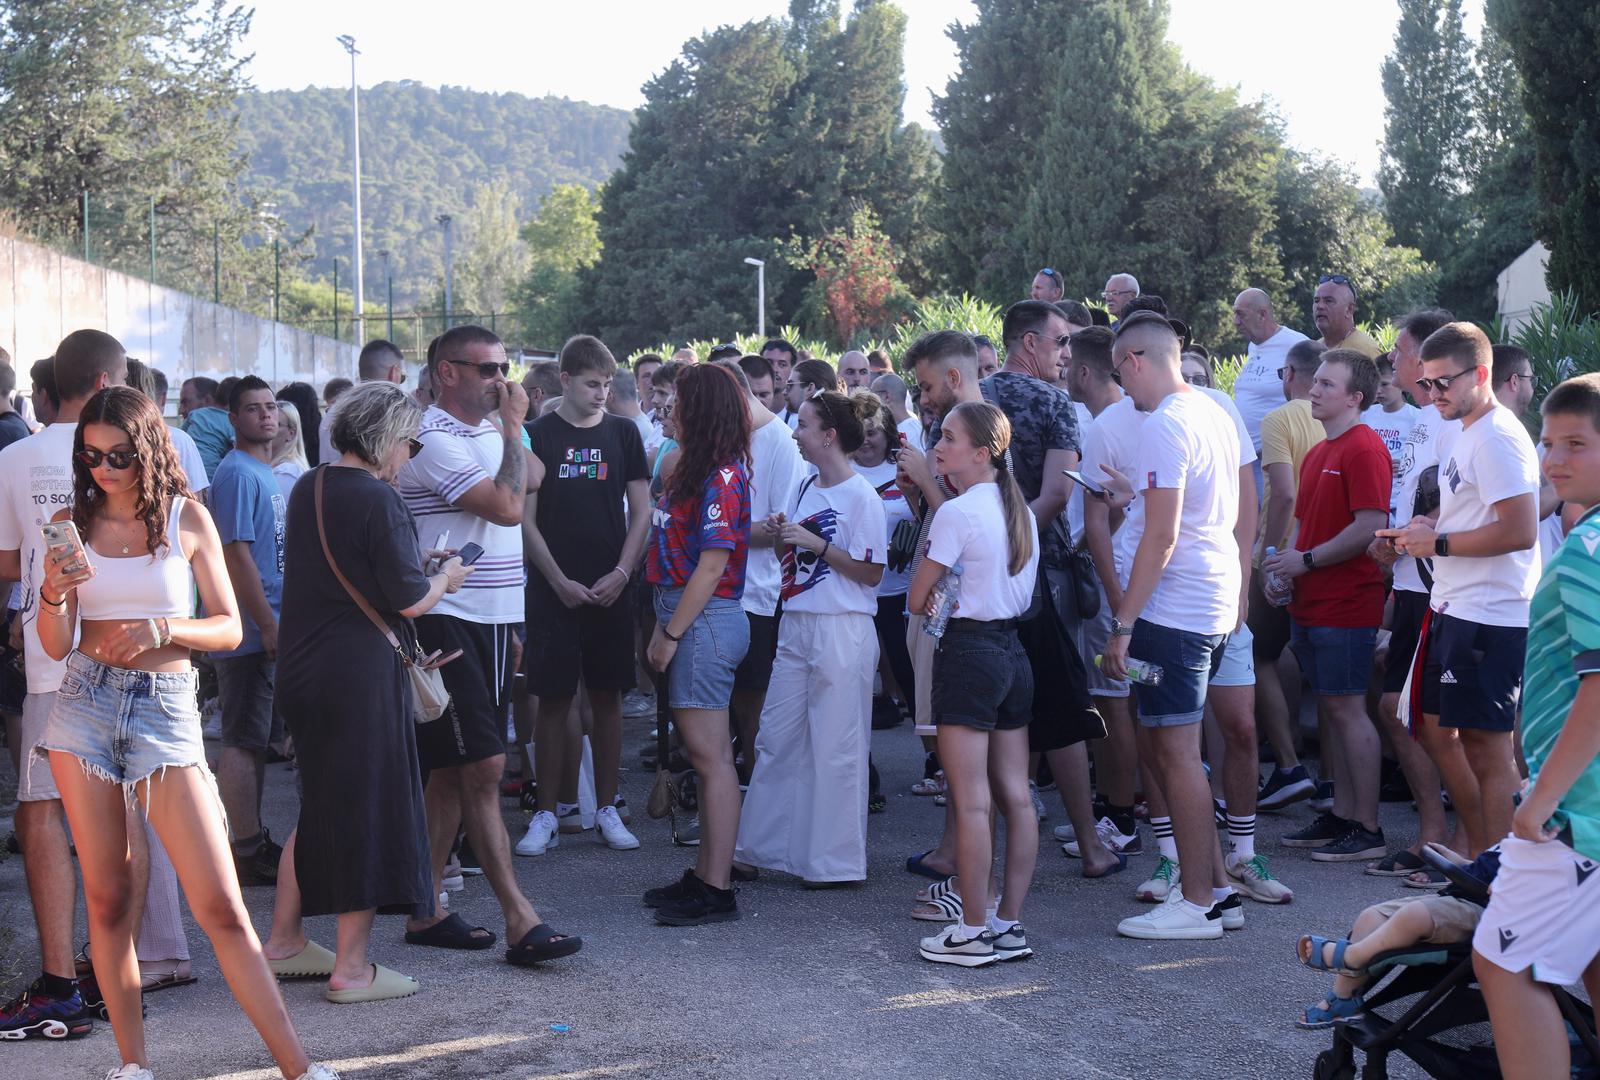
[75,497,195,622]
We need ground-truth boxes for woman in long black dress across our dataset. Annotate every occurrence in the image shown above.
[261,381,472,1003]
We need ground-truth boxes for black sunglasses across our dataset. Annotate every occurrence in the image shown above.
[1416,368,1478,394]
[1028,329,1071,349]
[1317,273,1357,299]
[407,438,424,458]
[77,448,139,470]
[447,359,511,378]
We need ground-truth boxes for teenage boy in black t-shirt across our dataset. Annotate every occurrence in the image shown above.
[519,335,651,855]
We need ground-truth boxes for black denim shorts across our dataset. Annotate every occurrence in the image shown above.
[931,625,1034,732]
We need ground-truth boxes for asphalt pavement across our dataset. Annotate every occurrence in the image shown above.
[2,712,1446,1080]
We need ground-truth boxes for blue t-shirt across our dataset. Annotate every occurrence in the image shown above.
[183,407,234,481]
[209,449,285,657]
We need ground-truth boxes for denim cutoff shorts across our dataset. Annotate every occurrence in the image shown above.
[1290,622,1378,698]
[1128,620,1226,728]
[653,587,749,711]
[33,651,204,794]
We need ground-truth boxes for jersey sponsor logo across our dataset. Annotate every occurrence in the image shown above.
[1439,669,1458,685]
[720,467,735,484]
[1498,927,1518,952]
[707,501,722,521]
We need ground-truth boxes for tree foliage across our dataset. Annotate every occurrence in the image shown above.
[456,180,527,318]
[1378,0,1475,265]
[577,1,937,353]
[514,183,602,349]
[1486,0,1600,317]
[789,204,912,347]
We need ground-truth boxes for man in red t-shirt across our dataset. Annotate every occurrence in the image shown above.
[1263,349,1392,864]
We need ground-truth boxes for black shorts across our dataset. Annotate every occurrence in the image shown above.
[1019,567,1107,752]
[415,615,517,769]
[1419,611,1526,732]
[1247,573,1291,660]
[522,574,637,699]
[1382,589,1430,694]
[732,611,780,693]
[933,625,1033,732]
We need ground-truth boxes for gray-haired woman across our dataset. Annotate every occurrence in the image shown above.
[260,382,472,1003]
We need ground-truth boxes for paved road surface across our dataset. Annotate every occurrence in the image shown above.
[3,714,1446,1080]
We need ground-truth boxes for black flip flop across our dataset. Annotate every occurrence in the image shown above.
[506,924,583,967]
[905,850,950,881]
[404,912,496,951]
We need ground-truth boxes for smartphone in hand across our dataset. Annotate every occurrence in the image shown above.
[40,521,94,578]
[1063,469,1106,496]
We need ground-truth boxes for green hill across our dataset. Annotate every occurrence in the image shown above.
[235,82,632,309]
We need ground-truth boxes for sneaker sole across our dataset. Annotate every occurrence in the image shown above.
[918,948,999,967]
[654,908,739,926]
[1228,879,1293,904]
[1280,835,1342,849]
[514,837,557,857]
[1116,922,1223,941]
[1310,845,1387,863]
[994,946,1034,962]
[1257,781,1316,812]
[1308,799,1335,812]
[0,1016,95,1040]
[673,836,701,847]
[598,835,642,850]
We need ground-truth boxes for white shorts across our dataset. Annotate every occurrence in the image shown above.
[1074,583,1129,699]
[1473,836,1600,985]
[1210,625,1256,689]
[18,691,60,801]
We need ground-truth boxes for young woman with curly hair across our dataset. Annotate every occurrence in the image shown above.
[33,386,338,1080]
[735,389,888,886]
[643,364,754,925]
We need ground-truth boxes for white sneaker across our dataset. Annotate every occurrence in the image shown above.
[1134,856,1180,902]
[1052,823,1076,843]
[107,1067,155,1080]
[442,872,464,892]
[1029,781,1047,821]
[1062,816,1140,858]
[515,810,560,856]
[1225,852,1294,903]
[1117,890,1222,940]
[295,1067,341,1080]
[595,805,641,850]
[918,924,999,967]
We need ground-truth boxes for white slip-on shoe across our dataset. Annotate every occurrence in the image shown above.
[595,805,641,850]
[515,811,560,857]
[1117,890,1222,941]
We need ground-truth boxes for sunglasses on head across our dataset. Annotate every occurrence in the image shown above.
[1038,267,1059,279]
[1416,368,1478,394]
[77,448,139,470]
[446,359,510,378]
[1317,273,1357,299]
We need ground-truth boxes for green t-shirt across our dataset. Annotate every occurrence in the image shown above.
[1523,503,1600,860]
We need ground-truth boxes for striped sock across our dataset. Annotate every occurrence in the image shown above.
[1227,813,1256,861]
[1151,815,1178,862]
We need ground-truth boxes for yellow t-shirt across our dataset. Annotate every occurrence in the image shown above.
[1320,327,1383,359]
[1258,398,1324,552]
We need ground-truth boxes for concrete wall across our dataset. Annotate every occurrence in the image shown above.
[0,234,357,389]
[1497,241,1553,335]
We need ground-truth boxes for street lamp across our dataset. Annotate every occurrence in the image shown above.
[337,34,365,343]
[438,214,454,327]
[743,256,766,339]
[379,249,393,343]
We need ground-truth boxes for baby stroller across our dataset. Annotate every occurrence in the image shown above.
[1314,845,1600,1080]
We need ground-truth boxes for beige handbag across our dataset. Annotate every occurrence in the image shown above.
[314,466,454,723]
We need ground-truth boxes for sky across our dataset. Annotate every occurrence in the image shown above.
[243,0,1486,185]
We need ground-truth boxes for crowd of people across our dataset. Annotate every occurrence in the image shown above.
[0,260,1597,1080]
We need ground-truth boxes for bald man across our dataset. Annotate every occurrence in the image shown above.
[838,350,871,391]
[1103,273,1140,319]
[1312,275,1382,359]
[871,371,925,450]
[1231,288,1309,452]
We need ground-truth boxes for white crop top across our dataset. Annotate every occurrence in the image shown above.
[75,497,195,622]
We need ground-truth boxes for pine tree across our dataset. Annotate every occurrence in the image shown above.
[1486,0,1600,316]
[1378,0,1476,265]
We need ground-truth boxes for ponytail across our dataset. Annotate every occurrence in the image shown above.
[996,468,1034,576]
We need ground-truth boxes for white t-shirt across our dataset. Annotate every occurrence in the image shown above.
[852,458,917,597]
[1126,391,1242,636]
[169,426,211,495]
[897,416,925,453]
[1391,405,1462,594]
[778,472,887,617]
[272,460,305,505]
[1064,401,1093,546]
[743,414,807,617]
[1362,402,1419,518]
[1432,405,1541,627]
[1082,389,1254,585]
[1234,326,1309,450]
[925,482,1039,621]
[0,424,78,693]
[397,406,524,624]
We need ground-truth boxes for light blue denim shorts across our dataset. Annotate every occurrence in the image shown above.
[33,651,205,794]
[653,587,749,711]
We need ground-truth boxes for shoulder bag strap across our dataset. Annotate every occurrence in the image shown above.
[314,466,412,665]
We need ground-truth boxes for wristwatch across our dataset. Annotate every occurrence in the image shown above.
[1435,533,1450,557]
[1110,618,1134,638]
[1302,549,1316,570]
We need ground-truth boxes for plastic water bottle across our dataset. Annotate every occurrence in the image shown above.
[1095,654,1165,685]
[1263,545,1292,608]
[923,565,964,639]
